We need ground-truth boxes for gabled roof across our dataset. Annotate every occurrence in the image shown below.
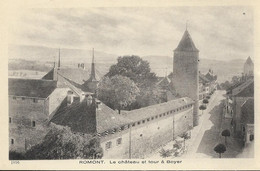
[123,97,193,123]
[232,79,254,97]
[241,98,254,124]
[42,68,56,80]
[157,76,171,87]
[175,30,199,52]
[199,73,210,84]
[245,56,253,65]
[50,98,132,134]
[9,78,57,98]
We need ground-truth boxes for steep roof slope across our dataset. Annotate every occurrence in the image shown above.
[9,78,57,98]
[174,30,199,52]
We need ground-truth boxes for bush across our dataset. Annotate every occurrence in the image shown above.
[159,148,172,158]
[9,151,25,160]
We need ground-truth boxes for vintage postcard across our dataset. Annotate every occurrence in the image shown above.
[0,0,260,170]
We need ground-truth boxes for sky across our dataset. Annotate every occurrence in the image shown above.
[9,6,254,61]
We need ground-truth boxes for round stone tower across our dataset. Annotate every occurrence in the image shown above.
[173,30,199,127]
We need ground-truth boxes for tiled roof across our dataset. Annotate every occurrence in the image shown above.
[232,79,254,97]
[42,68,55,80]
[199,73,210,83]
[58,67,101,85]
[123,97,194,122]
[8,78,57,98]
[50,98,132,134]
[175,30,199,52]
[241,98,254,124]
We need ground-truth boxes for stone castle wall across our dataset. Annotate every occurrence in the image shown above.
[101,104,193,159]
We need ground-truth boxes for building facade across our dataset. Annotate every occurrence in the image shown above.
[9,78,69,152]
[172,30,199,126]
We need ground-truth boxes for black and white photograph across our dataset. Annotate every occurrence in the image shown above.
[5,4,256,162]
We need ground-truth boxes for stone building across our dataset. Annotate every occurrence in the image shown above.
[172,29,199,126]
[243,56,254,77]
[231,79,254,136]
[9,78,69,152]
[241,98,254,146]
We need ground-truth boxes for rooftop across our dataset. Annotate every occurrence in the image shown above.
[8,78,57,98]
[50,98,132,134]
[174,30,199,52]
[232,79,254,97]
[245,56,254,65]
[123,97,194,122]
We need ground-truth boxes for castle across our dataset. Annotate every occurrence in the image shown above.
[9,29,200,158]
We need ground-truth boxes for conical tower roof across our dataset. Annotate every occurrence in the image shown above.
[245,56,253,65]
[175,30,199,52]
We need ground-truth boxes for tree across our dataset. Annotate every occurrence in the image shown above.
[203,99,209,105]
[25,125,103,159]
[221,129,231,145]
[180,132,190,149]
[106,55,157,86]
[159,148,172,158]
[214,143,226,158]
[97,75,140,113]
[199,105,207,115]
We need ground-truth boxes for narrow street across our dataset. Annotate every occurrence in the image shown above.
[183,90,243,158]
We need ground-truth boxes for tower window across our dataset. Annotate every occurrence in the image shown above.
[22,97,25,100]
[250,134,254,141]
[9,117,11,123]
[11,139,14,145]
[33,98,38,103]
[13,96,16,100]
[142,120,145,123]
[32,121,36,127]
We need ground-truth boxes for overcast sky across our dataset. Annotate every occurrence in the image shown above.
[9,7,253,61]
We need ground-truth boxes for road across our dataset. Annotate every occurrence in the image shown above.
[183,90,227,158]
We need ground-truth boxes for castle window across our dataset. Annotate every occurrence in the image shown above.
[13,96,16,100]
[116,138,122,145]
[32,121,36,127]
[121,126,125,131]
[185,116,187,118]
[151,117,154,120]
[9,117,12,123]
[159,114,162,117]
[147,118,150,122]
[155,115,158,119]
[140,134,143,137]
[163,113,166,116]
[250,134,254,141]
[11,139,14,145]
[132,123,135,127]
[105,141,112,150]
[33,98,38,103]
[137,121,140,125]
[22,97,25,100]
[142,120,145,123]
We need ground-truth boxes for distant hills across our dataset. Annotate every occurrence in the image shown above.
[9,44,246,83]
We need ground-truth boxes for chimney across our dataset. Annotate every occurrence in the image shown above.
[96,100,101,110]
[86,94,93,106]
[67,90,74,105]
[80,92,85,102]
